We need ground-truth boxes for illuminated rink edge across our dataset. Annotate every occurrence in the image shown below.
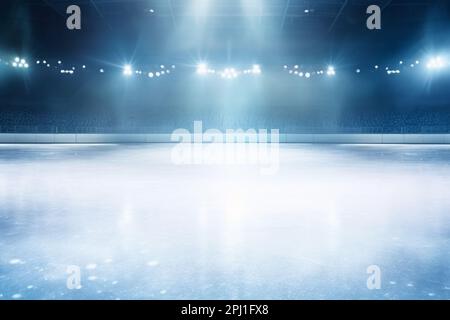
[1,133,450,144]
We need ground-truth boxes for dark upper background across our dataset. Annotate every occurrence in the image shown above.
[1,0,450,132]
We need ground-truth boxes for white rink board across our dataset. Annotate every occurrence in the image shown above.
[0,133,450,144]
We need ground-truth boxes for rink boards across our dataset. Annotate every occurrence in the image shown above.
[1,133,450,144]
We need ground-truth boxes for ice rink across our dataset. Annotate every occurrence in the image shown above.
[0,143,449,300]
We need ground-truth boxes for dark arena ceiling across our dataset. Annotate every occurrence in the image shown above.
[3,0,449,63]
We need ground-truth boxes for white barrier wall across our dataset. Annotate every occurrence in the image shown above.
[0,133,450,144]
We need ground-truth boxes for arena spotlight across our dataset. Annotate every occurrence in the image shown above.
[252,64,262,75]
[426,56,447,70]
[196,63,208,75]
[148,72,154,78]
[327,66,336,76]
[12,57,29,69]
[221,68,239,79]
[123,64,133,76]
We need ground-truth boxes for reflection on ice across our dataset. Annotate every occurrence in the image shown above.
[0,144,449,299]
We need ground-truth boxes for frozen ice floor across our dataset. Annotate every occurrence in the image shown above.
[0,143,449,300]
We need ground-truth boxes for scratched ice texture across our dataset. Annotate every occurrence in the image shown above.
[0,144,449,299]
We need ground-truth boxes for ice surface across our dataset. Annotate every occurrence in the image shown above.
[0,143,449,300]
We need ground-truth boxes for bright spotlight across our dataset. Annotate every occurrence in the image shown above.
[12,57,28,69]
[123,64,133,76]
[427,56,447,70]
[305,72,311,78]
[221,67,239,79]
[196,63,208,75]
[148,72,154,78]
[327,66,336,76]
[252,64,261,75]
